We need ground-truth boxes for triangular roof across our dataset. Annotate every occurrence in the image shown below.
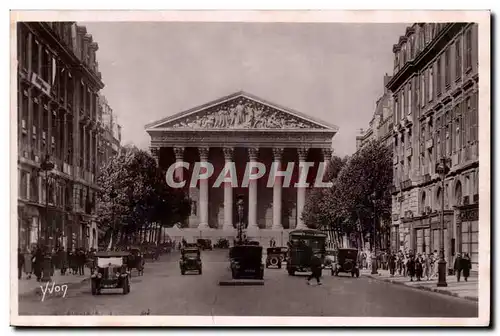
[145,91,338,131]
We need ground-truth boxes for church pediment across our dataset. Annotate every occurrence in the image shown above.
[146,92,337,131]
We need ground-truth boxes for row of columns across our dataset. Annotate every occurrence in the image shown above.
[154,146,333,232]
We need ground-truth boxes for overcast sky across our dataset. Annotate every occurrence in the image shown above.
[84,22,407,156]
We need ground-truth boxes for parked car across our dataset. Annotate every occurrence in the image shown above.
[265,247,283,269]
[197,238,213,250]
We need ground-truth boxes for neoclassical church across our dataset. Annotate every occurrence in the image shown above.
[145,91,338,244]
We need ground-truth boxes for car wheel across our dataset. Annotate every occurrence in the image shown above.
[181,269,185,275]
[356,269,360,278]
[199,268,202,275]
[278,262,282,269]
[288,268,295,276]
[265,263,269,268]
[351,272,354,277]
[91,281,97,295]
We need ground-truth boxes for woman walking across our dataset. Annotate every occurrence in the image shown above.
[23,247,32,279]
[461,253,472,282]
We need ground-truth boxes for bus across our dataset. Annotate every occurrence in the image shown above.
[286,229,327,276]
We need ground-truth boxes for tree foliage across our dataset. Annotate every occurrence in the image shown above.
[96,147,191,247]
[302,140,392,249]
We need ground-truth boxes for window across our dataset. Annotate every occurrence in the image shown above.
[401,92,405,118]
[471,92,478,142]
[453,105,460,152]
[420,74,425,106]
[19,170,28,199]
[455,40,462,80]
[41,49,51,82]
[408,85,412,115]
[419,28,424,51]
[464,97,471,144]
[31,39,39,74]
[445,48,451,87]
[445,111,452,156]
[428,67,434,102]
[436,57,442,95]
[80,82,85,110]
[67,71,73,106]
[79,188,84,208]
[465,28,472,69]
[20,27,29,69]
[30,174,38,202]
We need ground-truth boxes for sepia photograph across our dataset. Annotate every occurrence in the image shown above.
[10,10,490,326]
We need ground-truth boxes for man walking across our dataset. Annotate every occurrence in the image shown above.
[454,253,463,281]
[307,253,323,286]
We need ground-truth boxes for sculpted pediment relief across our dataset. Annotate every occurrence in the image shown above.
[153,95,329,130]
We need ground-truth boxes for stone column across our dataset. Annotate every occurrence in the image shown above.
[173,146,184,182]
[272,148,284,230]
[223,147,234,231]
[322,148,333,181]
[150,147,160,166]
[247,147,259,232]
[296,148,309,230]
[198,147,210,230]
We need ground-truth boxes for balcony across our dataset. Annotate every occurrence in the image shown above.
[426,138,434,149]
[400,179,412,190]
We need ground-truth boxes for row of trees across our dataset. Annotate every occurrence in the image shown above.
[96,146,191,249]
[302,140,393,251]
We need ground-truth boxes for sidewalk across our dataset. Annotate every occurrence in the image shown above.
[17,272,89,296]
[361,268,478,302]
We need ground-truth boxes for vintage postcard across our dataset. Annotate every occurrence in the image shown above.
[10,10,490,327]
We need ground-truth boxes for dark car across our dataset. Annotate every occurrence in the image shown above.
[229,245,264,279]
[214,238,229,249]
[91,251,131,295]
[333,248,360,277]
[265,247,283,269]
[127,247,145,276]
[180,247,202,275]
[197,238,213,250]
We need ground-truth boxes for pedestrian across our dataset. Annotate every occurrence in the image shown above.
[453,253,462,281]
[361,251,367,269]
[423,253,431,280]
[32,246,43,282]
[415,254,423,281]
[17,248,25,280]
[406,255,415,282]
[461,253,471,282]
[433,250,439,278]
[307,253,323,285]
[389,252,396,277]
[23,247,32,279]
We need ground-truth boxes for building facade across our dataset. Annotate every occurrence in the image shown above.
[17,22,118,251]
[387,23,479,268]
[356,74,394,151]
[146,91,337,245]
[99,94,122,166]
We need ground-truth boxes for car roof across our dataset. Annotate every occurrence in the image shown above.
[95,251,131,257]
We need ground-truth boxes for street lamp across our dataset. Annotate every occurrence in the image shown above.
[40,154,54,282]
[236,195,245,244]
[109,188,118,250]
[371,191,378,275]
[435,157,450,287]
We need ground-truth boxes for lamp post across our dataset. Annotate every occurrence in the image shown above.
[40,154,54,282]
[371,192,378,275]
[236,195,245,244]
[109,188,117,250]
[435,157,450,287]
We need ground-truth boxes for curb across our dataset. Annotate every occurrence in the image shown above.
[362,274,478,302]
[218,280,265,286]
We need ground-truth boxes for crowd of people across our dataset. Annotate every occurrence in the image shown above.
[17,245,97,282]
[358,249,472,282]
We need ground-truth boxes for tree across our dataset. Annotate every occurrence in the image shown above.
[96,147,191,248]
[334,140,393,250]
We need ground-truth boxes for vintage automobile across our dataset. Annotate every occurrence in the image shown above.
[91,251,131,295]
[229,244,264,279]
[265,247,283,269]
[197,238,213,250]
[214,238,229,249]
[286,229,327,276]
[180,247,202,275]
[127,247,145,276]
[332,248,360,277]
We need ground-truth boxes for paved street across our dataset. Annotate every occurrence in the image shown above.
[18,250,478,317]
